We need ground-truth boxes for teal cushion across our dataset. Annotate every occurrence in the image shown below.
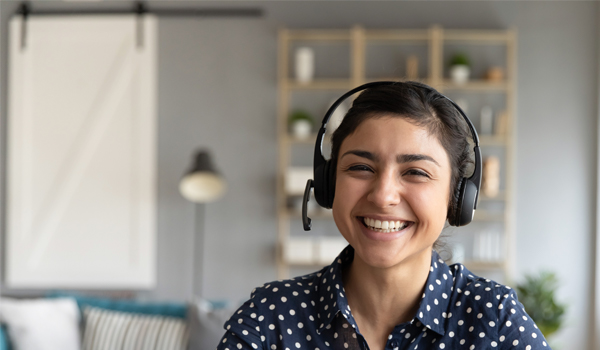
[47,292,187,319]
[0,325,11,350]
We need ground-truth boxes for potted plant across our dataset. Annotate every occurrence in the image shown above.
[516,271,567,342]
[449,53,471,84]
[289,109,314,140]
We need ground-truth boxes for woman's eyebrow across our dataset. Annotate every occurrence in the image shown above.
[341,150,377,161]
[341,150,439,167]
[398,154,440,167]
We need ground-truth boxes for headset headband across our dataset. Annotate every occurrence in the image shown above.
[317,81,480,195]
[303,81,482,230]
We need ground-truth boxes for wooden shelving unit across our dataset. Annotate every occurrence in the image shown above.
[277,25,517,282]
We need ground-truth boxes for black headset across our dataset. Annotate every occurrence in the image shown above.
[302,81,482,230]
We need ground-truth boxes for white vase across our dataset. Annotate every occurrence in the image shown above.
[295,47,315,84]
[450,65,470,84]
[291,120,312,139]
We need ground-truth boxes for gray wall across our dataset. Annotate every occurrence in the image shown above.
[0,1,597,349]
[152,17,278,302]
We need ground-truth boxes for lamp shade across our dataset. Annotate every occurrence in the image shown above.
[179,150,226,203]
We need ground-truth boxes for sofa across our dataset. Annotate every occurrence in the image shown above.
[0,293,230,350]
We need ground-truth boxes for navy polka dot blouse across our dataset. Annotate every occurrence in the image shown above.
[218,246,550,350]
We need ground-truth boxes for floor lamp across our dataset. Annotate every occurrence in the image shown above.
[179,150,226,300]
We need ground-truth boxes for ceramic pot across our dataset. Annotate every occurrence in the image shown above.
[450,65,470,84]
[291,120,312,139]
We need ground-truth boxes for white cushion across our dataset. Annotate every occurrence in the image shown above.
[0,297,81,350]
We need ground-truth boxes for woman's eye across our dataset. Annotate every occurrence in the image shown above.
[348,165,372,172]
[405,169,430,178]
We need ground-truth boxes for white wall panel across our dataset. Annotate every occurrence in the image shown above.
[6,15,157,289]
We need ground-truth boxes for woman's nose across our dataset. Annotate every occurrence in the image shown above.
[367,172,401,207]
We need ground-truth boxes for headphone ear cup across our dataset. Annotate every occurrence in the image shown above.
[313,160,335,209]
[458,180,478,226]
[313,161,330,209]
[450,178,477,226]
[325,160,335,208]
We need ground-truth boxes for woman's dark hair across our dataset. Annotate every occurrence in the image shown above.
[330,82,473,251]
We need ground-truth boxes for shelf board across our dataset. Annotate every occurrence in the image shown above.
[284,78,508,91]
[443,30,511,43]
[365,30,429,41]
[286,79,353,90]
[441,80,508,91]
[463,260,505,271]
[365,77,433,85]
[287,30,351,41]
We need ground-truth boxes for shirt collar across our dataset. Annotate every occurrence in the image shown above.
[315,245,452,337]
[315,245,355,334]
[415,250,454,336]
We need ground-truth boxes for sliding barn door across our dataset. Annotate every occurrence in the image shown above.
[6,15,157,289]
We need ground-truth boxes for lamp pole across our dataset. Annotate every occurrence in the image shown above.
[193,203,205,298]
[179,149,226,301]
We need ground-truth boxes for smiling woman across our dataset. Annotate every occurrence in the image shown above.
[218,82,550,350]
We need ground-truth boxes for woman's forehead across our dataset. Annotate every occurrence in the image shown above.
[340,117,449,164]
[344,117,438,146]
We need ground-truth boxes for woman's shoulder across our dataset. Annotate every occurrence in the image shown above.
[228,266,328,326]
[221,267,328,342]
[248,267,326,302]
[447,262,520,309]
[437,263,550,348]
[446,262,535,325]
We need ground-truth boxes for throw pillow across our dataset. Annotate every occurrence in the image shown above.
[0,297,80,350]
[82,306,189,350]
[0,324,11,350]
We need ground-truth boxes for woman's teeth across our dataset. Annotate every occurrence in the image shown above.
[363,217,409,232]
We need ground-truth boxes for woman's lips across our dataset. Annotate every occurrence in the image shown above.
[357,216,414,242]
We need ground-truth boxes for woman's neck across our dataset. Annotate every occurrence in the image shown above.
[343,249,433,346]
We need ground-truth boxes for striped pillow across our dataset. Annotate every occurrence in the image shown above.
[82,307,189,350]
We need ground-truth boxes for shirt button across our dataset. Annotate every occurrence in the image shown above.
[390,340,399,348]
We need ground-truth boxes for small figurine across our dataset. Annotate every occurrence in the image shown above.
[482,156,500,198]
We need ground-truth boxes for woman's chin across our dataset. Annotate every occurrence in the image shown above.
[351,227,436,270]
[352,238,411,269]
[354,243,434,271]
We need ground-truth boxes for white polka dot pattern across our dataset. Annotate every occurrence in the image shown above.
[217,246,550,350]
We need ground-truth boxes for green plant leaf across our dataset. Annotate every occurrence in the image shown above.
[516,271,567,338]
[289,109,314,126]
[450,53,470,67]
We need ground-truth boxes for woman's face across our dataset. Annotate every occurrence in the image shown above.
[332,116,452,269]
